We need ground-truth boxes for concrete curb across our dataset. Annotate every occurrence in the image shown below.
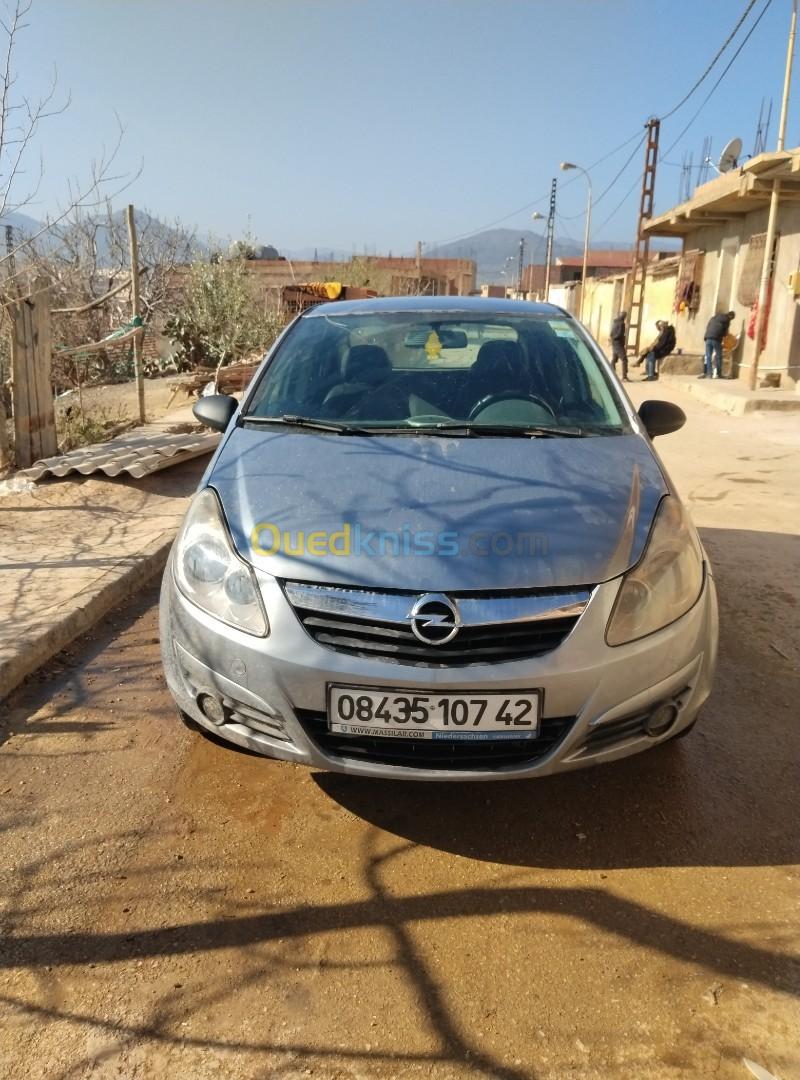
[0,531,175,702]
[680,378,800,416]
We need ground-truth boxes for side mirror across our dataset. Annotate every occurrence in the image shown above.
[193,394,238,433]
[638,399,686,439]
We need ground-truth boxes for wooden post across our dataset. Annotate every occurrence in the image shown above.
[0,353,9,470]
[125,204,146,424]
[0,225,15,469]
[10,278,57,468]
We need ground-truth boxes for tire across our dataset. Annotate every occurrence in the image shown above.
[671,718,697,741]
[178,708,201,732]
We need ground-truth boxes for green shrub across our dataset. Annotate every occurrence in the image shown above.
[165,256,285,369]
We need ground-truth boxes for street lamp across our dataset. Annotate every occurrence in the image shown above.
[560,161,593,322]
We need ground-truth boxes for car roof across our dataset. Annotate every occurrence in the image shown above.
[302,295,570,318]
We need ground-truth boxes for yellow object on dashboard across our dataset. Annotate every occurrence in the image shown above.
[424,330,442,360]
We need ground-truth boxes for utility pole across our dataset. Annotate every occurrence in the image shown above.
[750,0,797,389]
[544,178,557,301]
[628,118,660,357]
[517,237,525,297]
[4,224,14,276]
[125,205,146,424]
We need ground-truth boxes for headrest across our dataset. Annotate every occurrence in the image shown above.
[345,345,392,384]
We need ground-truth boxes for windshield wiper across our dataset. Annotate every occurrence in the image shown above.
[461,424,586,438]
[241,416,589,438]
[242,416,473,436]
[241,414,373,434]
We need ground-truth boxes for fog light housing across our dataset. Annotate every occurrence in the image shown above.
[197,693,225,726]
[643,702,679,737]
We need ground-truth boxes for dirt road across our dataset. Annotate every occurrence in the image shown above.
[1,382,798,1079]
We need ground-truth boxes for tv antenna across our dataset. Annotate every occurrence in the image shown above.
[752,98,773,156]
[698,136,713,185]
[679,149,694,202]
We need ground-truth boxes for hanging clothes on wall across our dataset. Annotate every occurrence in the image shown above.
[747,280,773,348]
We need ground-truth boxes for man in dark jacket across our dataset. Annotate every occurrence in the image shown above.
[641,321,676,380]
[701,310,735,379]
[609,311,629,380]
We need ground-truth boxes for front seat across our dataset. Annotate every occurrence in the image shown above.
[322,345,392,416]
[457,339,528,417]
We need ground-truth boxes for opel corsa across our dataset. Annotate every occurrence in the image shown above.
[160,297,718,780]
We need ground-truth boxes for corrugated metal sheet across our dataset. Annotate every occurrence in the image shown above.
[19,429,220,481]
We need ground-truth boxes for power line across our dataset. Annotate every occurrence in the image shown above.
[555,212,578,245]
[660,0,761,120]
[660,0,774,160]
[429,194,551,250]
[429,0,771,251]
[429,129,644,249]
[596,0,774,236]
[593,170,651,238]
[561,131,648,218]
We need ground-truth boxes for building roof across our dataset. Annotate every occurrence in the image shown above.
[304,296,567,318]
[644,147,800,237]
[556,250,634,268]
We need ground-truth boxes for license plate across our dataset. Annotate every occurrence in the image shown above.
[327,685,541,741]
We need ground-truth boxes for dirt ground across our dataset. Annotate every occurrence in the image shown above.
[0,380,798,1080]
[55,374,195,426]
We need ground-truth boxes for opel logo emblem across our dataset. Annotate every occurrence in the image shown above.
[408,593,461,646]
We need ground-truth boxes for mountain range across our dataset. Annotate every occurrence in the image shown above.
[427,228,638,284]
[0,213,645,284]
[0,208,199,263]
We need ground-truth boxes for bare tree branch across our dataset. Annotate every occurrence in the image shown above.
[52,267,150,314]
[1,101,142,270]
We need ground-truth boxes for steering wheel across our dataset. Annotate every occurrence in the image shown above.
[468,391,556,421]
[407,413,457,426]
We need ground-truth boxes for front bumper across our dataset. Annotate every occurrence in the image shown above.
[159,555,718,781]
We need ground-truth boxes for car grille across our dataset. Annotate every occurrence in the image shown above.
[296,610,579,665]
[296,709,575,771]
[283,582,590,667]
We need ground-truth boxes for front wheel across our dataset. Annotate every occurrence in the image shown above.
[670,718,698,741]
[178,708,201,732]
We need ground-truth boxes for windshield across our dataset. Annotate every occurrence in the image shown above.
[244,310,628,433]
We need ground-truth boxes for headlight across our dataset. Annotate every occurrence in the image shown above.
[173,488,268,636]
[606,496,704,646]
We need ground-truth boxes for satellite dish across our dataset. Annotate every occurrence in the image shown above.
[718,137,743,173]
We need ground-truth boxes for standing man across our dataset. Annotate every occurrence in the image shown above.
[701,310,736,379]
[609,311,629,381]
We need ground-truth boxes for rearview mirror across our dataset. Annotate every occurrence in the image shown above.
[638,399,686,439]
[193,394,238,433]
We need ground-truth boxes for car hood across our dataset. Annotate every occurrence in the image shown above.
[209,428,668,591]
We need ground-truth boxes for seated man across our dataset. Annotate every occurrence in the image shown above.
[638,321,676,381]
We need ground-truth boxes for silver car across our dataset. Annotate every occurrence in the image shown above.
[160,297,718,781]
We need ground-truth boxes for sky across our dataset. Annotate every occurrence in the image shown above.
[12,0,800,256]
